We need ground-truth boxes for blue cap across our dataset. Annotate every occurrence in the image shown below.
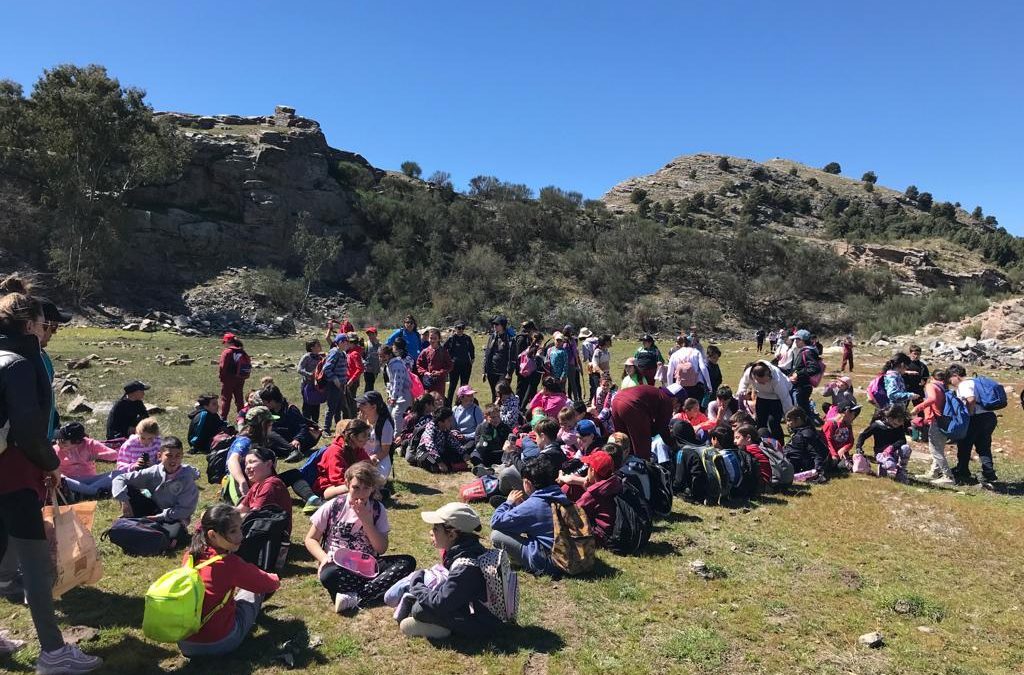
[575,419,599,437]
[794,329,812,342]
[333,333,349,344]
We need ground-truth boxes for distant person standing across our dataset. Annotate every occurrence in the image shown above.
[443,322,475,406]
[386,315,423,361]
[755,328,766,353]
[840,335,855,372]
[767,329,779,354]
[218,333,251,420]
[482,316,514,402]
[903,344,929,398]
[416,328,453,397]
[363,327,382,393]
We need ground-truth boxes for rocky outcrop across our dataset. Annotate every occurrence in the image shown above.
[118,107,378,284]
[842,243,1009,295]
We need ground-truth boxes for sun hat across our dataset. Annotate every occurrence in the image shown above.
[421,502,482,534]
[624,357,636,366]
[456,385,477,398]
[577,327,593,339]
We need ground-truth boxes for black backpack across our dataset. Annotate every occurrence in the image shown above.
[606,481,653,555]
[617,456,673,518]
[733,449,763,499]
[103,517,174,556]
[236,506,291,574]
[205,434,236,485]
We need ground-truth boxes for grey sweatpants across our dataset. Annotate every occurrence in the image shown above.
[927,423,953,477]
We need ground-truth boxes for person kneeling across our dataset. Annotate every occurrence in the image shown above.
[398,503,507,640]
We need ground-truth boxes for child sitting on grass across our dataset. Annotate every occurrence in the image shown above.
[490,456,571,577]
[396,503,505,640]
[304,462,416,612]
[411,408,468,473]
[855,405,909,460]
[470,404,511,469]
[112,436,200,546]
[55,422,118,498]
[783,408,829,484]
[187,393,226,455]
[557,450,621,547]
[177,504,281,657]
[496,379,522,428]
[116,417,161,472]
[822,402,859,468]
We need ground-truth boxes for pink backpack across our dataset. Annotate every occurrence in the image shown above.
[519,349,537,377]
[866,374,888,407]
[852,453,870,474]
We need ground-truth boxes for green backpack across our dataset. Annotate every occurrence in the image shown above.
[696,447,730,505]
[143,555,231,643]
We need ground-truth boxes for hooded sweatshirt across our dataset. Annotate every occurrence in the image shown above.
[112,463,201,524]
[0,332,58,497]
[490,484,570,576]
[737,360,794,410]
[573,475,623,546]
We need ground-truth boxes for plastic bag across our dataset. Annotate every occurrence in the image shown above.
[43,490,103,599]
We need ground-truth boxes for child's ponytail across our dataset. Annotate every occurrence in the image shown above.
[189,503,238,561]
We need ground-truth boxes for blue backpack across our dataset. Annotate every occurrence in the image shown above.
[936,384,969,441]
[298,445,329,485]
[972,376,1007,411]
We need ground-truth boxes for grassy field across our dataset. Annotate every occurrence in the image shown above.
[3,328,1024,674]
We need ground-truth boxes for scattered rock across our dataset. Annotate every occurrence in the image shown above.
[917,626,934,633]
[67,357,92,370]
[61,625,98,644]
[688,559,723,580]
[858,631,884,648]
[66,396,93,414]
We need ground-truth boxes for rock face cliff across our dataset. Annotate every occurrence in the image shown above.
[118,106,375,284]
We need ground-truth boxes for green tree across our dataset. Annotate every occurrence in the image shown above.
[863,181,874,192]
[905,185,920,200]
[400,161,422,178]
[750,166,768,181]
[823,162,842,174]
[972,206,983,220]
[788,166,798,176]
[291,215,344,309]
[26,64,188,301]
[630,188,648,204]
[0,80,30,147]
[717,157,731,171]
[862,171,877,184]
[426,170,452,189]
[917,192,934,211]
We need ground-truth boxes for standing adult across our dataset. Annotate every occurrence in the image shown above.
[386,315,423,362]
[416,328,453,398]
[946,364,999,487]
[106,380,150,440]
[510,321,535,402]
[322,334,352,434]
[482,316,514,402]
[737,360,794,442]
[218,333,251,420]
[0,277,102,672]
[786,330,822,421]
[443,322,475,406]
[38,299,71,440]
[577,328,599,402]
[610,383,687,461]
[363,327,382,393]
[562,324,584,404]
[840,334,854,372]
[588,334,613,405]
[666,339,712,403]
[755,328,766,354]
[633,334,664,386]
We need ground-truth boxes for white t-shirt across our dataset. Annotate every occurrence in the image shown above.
[957,379,994,416]
[365,419,396,477]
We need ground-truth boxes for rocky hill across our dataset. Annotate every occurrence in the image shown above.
[601,153,1009,295]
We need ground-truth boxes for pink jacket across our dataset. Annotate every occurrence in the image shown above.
[527,392,569,419]
[56,438,118,478]
[116,434,162,471]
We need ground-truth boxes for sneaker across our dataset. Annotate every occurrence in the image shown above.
[0,630,25,655]
[393,592,417,622]
[334,593,359,613]
[915,469,941,481]
[399,617,451,639]
[284,449,305,463]
[931,475,955,486]
[302,496,324,515]
[472,465,495,477]
[980,480,996,491]
[35,643,103,674]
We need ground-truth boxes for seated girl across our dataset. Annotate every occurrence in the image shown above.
[356,391,396,482]
[177,504,280,657]
[236,447,293,542]
[55,422,119,498]
[396,502,505,640]
[411,408,467,473]
[223,407,275,505]
[822,402,859,468]
[496,379,523,428]
[397,394,436,460]
[452,386,484,450]
[116,417,162,472]
[556,406,578,448]
[706,386,740,426]
[304,462,416,612]
[112,436,200,547]
[310,419,372,505]
[591,371,617,434]
[822,376,857,419]
[527,378,570,419]
[556,450,621,547]
[187,393,226,455]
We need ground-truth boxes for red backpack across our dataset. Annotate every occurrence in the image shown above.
[224,348,252,379]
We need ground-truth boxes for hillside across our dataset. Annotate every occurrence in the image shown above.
[601,154,1009,296]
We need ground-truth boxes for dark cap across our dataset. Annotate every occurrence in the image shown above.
[39,298,71,324]
[491,315,508,326]
[454,321,467,329]
[641,333,654,342]
[124,380,150,394]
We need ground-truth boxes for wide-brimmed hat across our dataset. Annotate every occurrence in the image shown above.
[577,327,593,339]
[456,385,477,398]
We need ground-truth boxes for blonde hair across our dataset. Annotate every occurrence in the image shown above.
[0,275,42,334]
[345,461,383,491]
[136,417,160,436]
[259,376,275,387]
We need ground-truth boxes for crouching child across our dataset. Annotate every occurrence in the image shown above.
[397,503,512,639]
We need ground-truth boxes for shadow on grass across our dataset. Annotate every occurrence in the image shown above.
[91,634,177,670]
[638,540,680,557]
[61,585,145,628]
[173,612,326,673]
[663,509,702,523]
[393,481,443,496]
[441,623,566,656]
[0,653,32,673]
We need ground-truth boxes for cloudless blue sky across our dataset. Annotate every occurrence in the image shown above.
[4,1,1022,232]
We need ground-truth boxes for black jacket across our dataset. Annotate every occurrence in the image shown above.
[784,425,828,473]
[855,420,908,456]
[483,332,514,377]
[0,332,58,472]
[187,409,226,453]
[408,536,503,637]
[271,401,316,450]
[442,334,475,367]
[106,397,148,440]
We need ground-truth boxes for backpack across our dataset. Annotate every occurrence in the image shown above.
[758,438,795,489]
[458,475,500,503]
[867,374,889,408]
[933,383,969,441]
[235,350,252,379]
[797,346,825,387]
[143,555,230,643]
[312,358,328,391]
[104,517,174,556]
[972,376,1007,411]
[676,359,698,387]
[696,446,729,505]
[205,435,235,485]
[451,549,519,622]
[734,449,763,498]
[617,456,673,518]
[549,500,595,576]
[235,506,290,574]
[605,481,653,555]
[518,349,537,377]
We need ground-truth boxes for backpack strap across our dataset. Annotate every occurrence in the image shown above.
[191,555,234,627]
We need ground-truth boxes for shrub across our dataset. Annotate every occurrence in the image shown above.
[688,169,697,179]
[334,161,375,189]
[917,192,934,211]
[960,322,982,340]
[972,206,983,220]
[241,267,305,312]
[750,166,768,181]
[905,185,920,200]
[788,166,798,176]
[717,156,731,171]
[806,177,819,188]
[399,161,422,178]
[864,181,874,192]
[630,188,648,204]
[862,170,878,184]
[823,162,842,174]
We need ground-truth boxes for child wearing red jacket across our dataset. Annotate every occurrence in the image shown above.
[218,333,251,420]
[310,419,372,507]
[822,402,859,468]
[347,339,365,399]
[734,424,772,488]
[556,450,622,547]
[178,504,280,657]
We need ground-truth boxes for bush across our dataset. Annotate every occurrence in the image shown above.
[845,286,989,336]
[862,171,878,184]
[864,181,874,192]
[334,161,375,189]
[960,322,982,340]
[750,166,768,181]
[788,166,798,176]
[240,267,305,312]
[688,169,697,179]
[917,192,934,211]
[806,177,819,188]
[400,161,422,178]
[823,162,842,174]
[717,157,731,171]
[905,185,920,200]
[630,188,648,204]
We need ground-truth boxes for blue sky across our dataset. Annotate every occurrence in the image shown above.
[4,1,1022,232]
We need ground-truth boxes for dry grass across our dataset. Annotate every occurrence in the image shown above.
[3,329,1024,674]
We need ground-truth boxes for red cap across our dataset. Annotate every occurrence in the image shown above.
[222,332,236,344]
[366,326,377,333]
[581,451,614,481]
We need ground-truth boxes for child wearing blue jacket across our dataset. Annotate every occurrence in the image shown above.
[489,456,569,577]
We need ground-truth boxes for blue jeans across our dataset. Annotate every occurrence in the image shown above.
[323,381,344,431]
[64,471,120,496]
[178,591,261,657]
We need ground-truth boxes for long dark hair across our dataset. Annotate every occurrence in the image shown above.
[190,504,240,561]
[361,391,394,442]
[342,418,372,465]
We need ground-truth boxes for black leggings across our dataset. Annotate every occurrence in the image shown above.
[319,554,416,604]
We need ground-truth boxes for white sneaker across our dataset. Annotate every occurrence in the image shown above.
[399,617,451,639]
[931,475,955,486]
[36,643,103,674]
[334,593,359,613]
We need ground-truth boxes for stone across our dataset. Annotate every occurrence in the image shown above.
[66,396,93,414]
[858,631,884,648]
[173,315,190,328]
[868,331,883,343]
[875,340,890,347]
[67,357,92,370]
[917,626,933,633]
